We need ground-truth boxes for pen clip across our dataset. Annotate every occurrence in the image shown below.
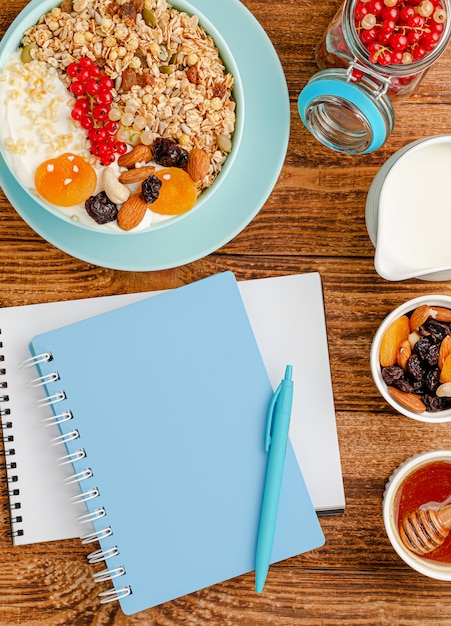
[265,382,282,452]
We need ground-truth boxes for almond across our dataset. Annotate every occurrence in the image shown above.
[186,148,210,182]
[438,335,451,370]
[396,339,411,370]
[431,306,451,323]
[409,304,432,331]
[379,315,410,367]
[118,144,152,169]
[117,194,147,231]
[119,166,156,184]
[388,386,427,413]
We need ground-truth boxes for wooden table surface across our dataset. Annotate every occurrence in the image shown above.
[2,0,451,623]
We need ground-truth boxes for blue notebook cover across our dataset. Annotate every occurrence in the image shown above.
[29,272,324,615]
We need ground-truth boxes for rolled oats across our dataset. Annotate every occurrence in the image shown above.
[21,0,236,191]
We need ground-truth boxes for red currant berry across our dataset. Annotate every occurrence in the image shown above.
[361,27,378,43]
[97,89,113,105]
[93,104,110,121]
[381,18,397,33]
[412,44,427,59]
[423,30,441,48]
[85,78,101,96]
[350,68,364,81]
[354,2,369,20]
[89,65,101,78]
[407,15,426,28]
[74,97,90,113]
[99,76,114,90]
[67,62,80,78]
[78,68,91,83]
[70,81,85,96]
[368,0,384,15]
[79,57,93,68]
[382,6,399,21]
[89,127,107,143]
[377,30,392,44]
[391,50,404,63]
[378,49,393,65]
[407,29,423,44]
[116,142,128,155]
[399,6,415,20]
[104,120,119,135]
[389,32,408,50]
[101,153,116,166]
[71,108,84,121]
[80,116,95,130]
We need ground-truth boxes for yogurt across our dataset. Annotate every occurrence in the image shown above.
[0,51,170,233]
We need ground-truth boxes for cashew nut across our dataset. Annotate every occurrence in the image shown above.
[102,167,131,204]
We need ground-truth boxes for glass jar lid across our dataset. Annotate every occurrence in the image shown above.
[298,68,395,154]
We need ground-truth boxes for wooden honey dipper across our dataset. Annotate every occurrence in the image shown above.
[400,503,451,555]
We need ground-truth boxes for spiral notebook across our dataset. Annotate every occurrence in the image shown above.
[26,272,325,615]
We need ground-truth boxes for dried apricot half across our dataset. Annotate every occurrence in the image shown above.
[379,314,410,368]
[149,167,197,215]
[35,153,97,207]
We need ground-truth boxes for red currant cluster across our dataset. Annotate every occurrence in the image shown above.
[354,0,447,66]
[66,57,128,166]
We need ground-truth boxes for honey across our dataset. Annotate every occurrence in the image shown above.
[395,460,451,563]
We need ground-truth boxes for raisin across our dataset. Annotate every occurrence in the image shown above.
[121,67,138,91]
[393,378,415,393]
[85,191,118,224]
[424,319,451,342]
[153,137,188,168]
[425,343,440,368]
[413,337,432,361]
[425,368,441,392]
[381,365,404,385]
[141,175,162,204]
[423,394,451,412]
[406,354,425,382]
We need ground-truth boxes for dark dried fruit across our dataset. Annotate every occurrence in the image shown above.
[381,365,404,385]
[153,137,188,168]
[85,191,118,224]
[187,66,199,84]
[121,67,138,91]
[406,354,425,382]
[413,337,433,360]
[425,368,441,392]
[141,175,162,204]
[423,394,451,412]
[424,319,451,342]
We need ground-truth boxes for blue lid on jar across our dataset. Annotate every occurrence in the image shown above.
[298,68,395,154]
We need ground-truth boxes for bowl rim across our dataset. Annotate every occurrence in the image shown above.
[0,0,244,235]
[370,295,451,423]
[383,450,451,580]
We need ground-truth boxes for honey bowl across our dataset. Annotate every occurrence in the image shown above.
[383,450,451,580]
[370,295,451,423]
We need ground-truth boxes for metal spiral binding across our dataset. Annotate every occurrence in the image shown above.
[28,352,132,604]
[0,332,23,540]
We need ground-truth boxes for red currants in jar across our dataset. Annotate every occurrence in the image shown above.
[298,0,451,154]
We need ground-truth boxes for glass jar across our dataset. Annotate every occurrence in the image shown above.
[298,0,451,154]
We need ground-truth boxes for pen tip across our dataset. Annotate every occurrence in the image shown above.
[285,364,293,380]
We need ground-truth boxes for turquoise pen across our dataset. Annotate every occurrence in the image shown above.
[255,364,294,593]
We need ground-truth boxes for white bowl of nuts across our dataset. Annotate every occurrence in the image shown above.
[370,296,451,423]
[0,0,243,234]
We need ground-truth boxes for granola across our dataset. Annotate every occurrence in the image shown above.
[21,0,236,191]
